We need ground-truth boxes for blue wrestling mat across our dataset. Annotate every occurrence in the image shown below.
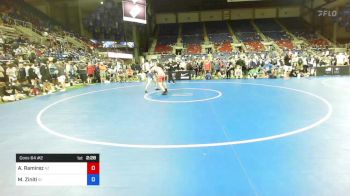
[1,77,350,195]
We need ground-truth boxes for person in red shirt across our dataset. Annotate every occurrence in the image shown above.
[86,63,95,84]
[204,60,211,74]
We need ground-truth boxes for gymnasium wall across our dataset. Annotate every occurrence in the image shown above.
[255,8,277,18]
[230,9,253,20]
[155,6,301,24]
[200,10,223,22]
[177,12,200,23]
[301,6,312,24]
[336,26,350,42]
[156,13,177,24]
[278,7,301,18]
[301,0,350,43]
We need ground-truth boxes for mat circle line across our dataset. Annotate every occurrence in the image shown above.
[144,88,222,103]
[36,82,333,149]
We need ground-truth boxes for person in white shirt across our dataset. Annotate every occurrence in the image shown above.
[6,64,17,83]
[234,65,243,79]
[179,61,186,70]
[336,53,346,66]
[143,60,159,93]
[150,63,168,95]
[142,60,152,93]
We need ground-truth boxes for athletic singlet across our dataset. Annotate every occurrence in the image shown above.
[143,62,151,73]
[151,66,166,77]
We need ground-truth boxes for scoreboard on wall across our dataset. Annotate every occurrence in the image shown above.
[122,0,147,24]
[16,154,100,186]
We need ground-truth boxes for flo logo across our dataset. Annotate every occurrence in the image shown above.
[318,9,338,17]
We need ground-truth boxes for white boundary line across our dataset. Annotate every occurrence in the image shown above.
[36,82,333,149]
[144,88,222,103]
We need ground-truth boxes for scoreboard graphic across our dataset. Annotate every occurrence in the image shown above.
[122,0,147,24]
[16,154,100,186]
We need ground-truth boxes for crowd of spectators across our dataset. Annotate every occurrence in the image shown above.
[0,33,144,103]
[0,0,61,33]
[0,0,143,103]
[156,48,350,81]
[1,24,349,104]
[1,0,349,104]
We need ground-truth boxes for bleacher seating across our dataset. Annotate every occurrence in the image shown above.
[182,22,203,36]
[279,18,317,40]
[152,18,334,55]
[245,41,264,51]
[182,22,203,45]
[155,24,179,54]
[0,25,19,39]
[276,40,294,50]
[231,20,263,51]
[1,0,61,32]
[206,21,231,43]
[0,0,89,49]
[206,21,228,34]
[264,31,290,41]
[155,44,173,54]
[279,18,329,48]
[231,20,256,33]
[181,22,203,54]
[187,44,201,54]
[254,19,290,41]
[155,39,175,54]
[309,39,329,47]
[208,33,231,44]
[157,36,177,45]
[216,42,232,53]
[158,23,179,36]
[182,35,203,45]
[235,32,261,42]
[206,21,232,53]
[255,19,282,32]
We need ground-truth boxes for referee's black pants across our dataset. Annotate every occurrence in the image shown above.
[168,71,175,83]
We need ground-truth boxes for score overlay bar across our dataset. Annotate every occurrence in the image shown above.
[16,154,100,186]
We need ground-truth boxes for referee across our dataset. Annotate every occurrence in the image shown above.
[166,59,176,84]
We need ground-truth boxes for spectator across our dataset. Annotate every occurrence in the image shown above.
[99,62,107,83]
[57,62,66,91]
[6,63,17,83]
[40,62,51,83]
[204,60,211,74]
[0,64,5,82]
[86,63,95,84]
[77,62,87,84]
[28,63,38,85]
